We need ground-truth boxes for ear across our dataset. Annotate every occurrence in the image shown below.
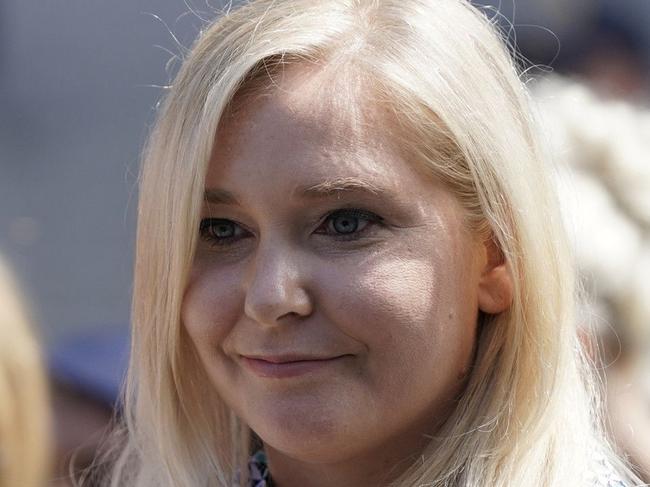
[477,236,513,314]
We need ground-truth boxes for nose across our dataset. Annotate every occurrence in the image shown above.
[243,241,313,326]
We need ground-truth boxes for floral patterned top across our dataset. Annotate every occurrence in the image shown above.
[246,450,628,487]
[585,455,628,487]
[248,450,273,487]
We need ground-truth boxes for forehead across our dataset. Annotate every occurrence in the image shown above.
[209,63,428,192]
[221,65,380,149]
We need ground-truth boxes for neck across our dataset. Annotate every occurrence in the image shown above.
[266,445,419,487]
[263,421,441,487]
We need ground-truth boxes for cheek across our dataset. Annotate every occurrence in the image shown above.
[330,258,439,345]
[181,261,244,350]
[319,247,471,348]
[315,240,479,391]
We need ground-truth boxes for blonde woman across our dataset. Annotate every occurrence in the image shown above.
[93,1,644,486]
[0,254,50,487]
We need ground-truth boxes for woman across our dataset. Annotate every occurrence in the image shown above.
[96,1,642,485]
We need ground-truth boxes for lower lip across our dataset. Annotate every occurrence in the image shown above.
[242,356,346,379]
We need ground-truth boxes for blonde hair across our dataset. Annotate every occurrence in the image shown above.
[100,1,642,485]
[0,254,51,487]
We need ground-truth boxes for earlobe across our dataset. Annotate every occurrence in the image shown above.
[477,237,514,315]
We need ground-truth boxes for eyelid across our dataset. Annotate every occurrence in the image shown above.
[318,208,383,225]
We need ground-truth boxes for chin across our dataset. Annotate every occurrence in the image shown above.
[249,401,362,462]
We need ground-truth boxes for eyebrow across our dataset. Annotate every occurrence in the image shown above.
[203,188,240,205]
[296,177,385,199]
[203,177,388,205]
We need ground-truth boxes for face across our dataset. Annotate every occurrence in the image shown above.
[182,65,499,470]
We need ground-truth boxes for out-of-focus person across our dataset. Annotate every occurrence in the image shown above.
[48,326,129,486]
[475,1,650,102]
[536,76,650,482]
[0,253,51,487]
[573,12,649,103]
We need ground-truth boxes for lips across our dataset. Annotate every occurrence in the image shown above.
[240,354,348,379]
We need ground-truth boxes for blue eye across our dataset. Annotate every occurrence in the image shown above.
[317,209,383,239]
[199,218,245,246]
[199,209,383,248]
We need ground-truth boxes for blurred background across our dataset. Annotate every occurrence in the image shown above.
[0,0,648,485]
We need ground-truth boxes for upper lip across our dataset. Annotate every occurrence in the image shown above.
[241,354,348,364]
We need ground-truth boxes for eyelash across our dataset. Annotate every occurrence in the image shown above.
[198,208,384,247]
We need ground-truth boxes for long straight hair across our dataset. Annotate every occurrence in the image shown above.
[99,1,642,485]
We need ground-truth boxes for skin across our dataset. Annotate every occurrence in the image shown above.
[181,64,512,487]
